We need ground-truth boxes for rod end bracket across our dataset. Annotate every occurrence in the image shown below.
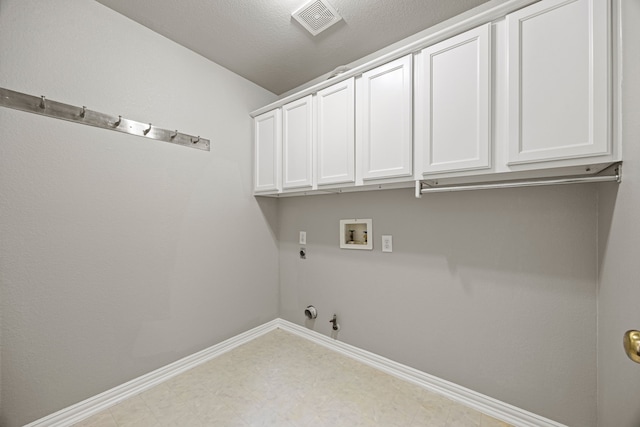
[415,180,423,199]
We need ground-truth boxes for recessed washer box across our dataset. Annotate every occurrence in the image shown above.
[339,219,372,250]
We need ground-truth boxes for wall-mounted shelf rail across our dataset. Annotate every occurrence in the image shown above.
[0,87,210,151]
[415,164,622,198]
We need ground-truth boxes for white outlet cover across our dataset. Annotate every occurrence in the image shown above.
[382,235,392,252]
[299,231,307,245]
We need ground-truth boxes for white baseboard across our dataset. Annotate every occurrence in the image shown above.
[276,319,567,427]
[26,318,565,427]
[24,319,281,427]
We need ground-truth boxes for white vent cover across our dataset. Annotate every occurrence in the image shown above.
[292,0,342,36]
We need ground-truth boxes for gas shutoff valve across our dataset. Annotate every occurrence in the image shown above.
[330,314,340,331]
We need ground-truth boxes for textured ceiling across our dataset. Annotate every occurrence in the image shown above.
[96,0,491,95]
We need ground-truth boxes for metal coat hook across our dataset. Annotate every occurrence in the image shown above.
[0,87,209,151]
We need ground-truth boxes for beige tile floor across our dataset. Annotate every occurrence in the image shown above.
[74,329,513,427]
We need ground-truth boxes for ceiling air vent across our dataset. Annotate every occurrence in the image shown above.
[292,0,343,36]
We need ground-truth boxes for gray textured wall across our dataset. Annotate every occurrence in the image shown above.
[278,187,598,427]
[0,1,279,426]
[597,1,640,426]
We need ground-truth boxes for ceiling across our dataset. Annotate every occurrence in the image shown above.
[96,0,491,95]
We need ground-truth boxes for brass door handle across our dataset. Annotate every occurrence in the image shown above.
[623,330,640,363]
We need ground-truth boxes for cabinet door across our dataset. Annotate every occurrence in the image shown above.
[316,78,355,185]
[282,95,313,189]
[418,24,491,175]
[506,0,609,164]
[254,109,281,193]
[359,55,413,180]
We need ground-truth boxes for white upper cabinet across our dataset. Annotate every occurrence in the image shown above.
[506,0,609,165]
[316,78,355,186]
[282,95,314,189]
[254,109,281,193]
[417,24,491,175]
[251,0,616,196]
[358,55,413,181]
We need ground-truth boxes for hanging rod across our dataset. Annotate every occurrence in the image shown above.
[0,87,210,151]
[415,164,622,198]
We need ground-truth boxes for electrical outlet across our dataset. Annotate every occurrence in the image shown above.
[299,231,307,245]
[382,235,393,252]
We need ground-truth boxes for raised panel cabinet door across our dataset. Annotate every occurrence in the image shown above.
[316,78,355,185]
[507,0,609,164]
[418,23,491,175]
[282,95,314,189]
[360,55,413,180]
[254,109,281,193]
